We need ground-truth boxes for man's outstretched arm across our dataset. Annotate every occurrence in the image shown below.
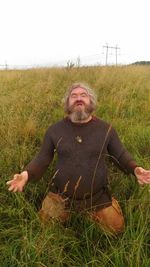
[6,126,55,192]
[108,127,150,185]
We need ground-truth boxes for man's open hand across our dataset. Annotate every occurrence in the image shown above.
[6,171,28,192]
[134,167,150,185]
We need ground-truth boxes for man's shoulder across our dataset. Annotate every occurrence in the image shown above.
[47,118,66,132]
[92,116,111,128]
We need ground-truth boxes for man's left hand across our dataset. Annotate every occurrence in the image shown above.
[134,167,150,185]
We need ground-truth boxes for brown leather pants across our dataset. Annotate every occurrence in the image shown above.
[38,192,125,234]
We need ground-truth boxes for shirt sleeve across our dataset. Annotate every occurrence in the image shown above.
[107,127,138,175]
[24,127,55,181]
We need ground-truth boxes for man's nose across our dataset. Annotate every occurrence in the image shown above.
[76,95,82,101]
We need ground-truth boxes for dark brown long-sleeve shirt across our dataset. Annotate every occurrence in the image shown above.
[25,116,137,210]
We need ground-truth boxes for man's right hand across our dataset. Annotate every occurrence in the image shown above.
[6,171,28,192]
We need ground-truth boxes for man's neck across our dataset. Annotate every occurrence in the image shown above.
[69,115,92,124]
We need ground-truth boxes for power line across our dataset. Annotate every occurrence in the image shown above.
[0,48,122,70]
[103,44,120,65]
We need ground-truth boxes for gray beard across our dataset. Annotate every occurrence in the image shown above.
[69,110,91,122]
[67,101,94,122]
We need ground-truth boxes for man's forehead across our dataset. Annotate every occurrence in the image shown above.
[70,87,88,94]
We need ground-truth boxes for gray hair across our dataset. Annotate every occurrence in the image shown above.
[63,82,97,113]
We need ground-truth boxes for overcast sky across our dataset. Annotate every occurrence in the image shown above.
[0,0,150,67]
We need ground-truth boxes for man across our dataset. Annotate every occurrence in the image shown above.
[6,83,150,234]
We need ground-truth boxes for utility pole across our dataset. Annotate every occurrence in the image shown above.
[103,44,120,65]
[5,61,8,70]
[115,45,120,65]
[103,43,109,65]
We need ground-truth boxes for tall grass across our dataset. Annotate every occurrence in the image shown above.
[0,65,150,266]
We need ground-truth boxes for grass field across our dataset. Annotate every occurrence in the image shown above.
[0,65,150,266]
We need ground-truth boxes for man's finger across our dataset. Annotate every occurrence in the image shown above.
[6,177,19,185]
[8,185,19,191]
[137,179,144,185]
[13,187,19,193]
[6,180,13,185]
[143,179,150,184]
[8,185,15,191]
[13,174,20,179]
[138,178,150,184]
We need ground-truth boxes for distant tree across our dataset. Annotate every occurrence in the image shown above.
[132,61,150,65]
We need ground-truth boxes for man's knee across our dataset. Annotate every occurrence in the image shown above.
[38,192,70,223]
[89,197,125,234]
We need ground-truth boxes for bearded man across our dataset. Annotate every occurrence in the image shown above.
[6,83,150,234]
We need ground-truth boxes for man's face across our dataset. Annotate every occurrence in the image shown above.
[67,87,93,122]
[68,87,91,111]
